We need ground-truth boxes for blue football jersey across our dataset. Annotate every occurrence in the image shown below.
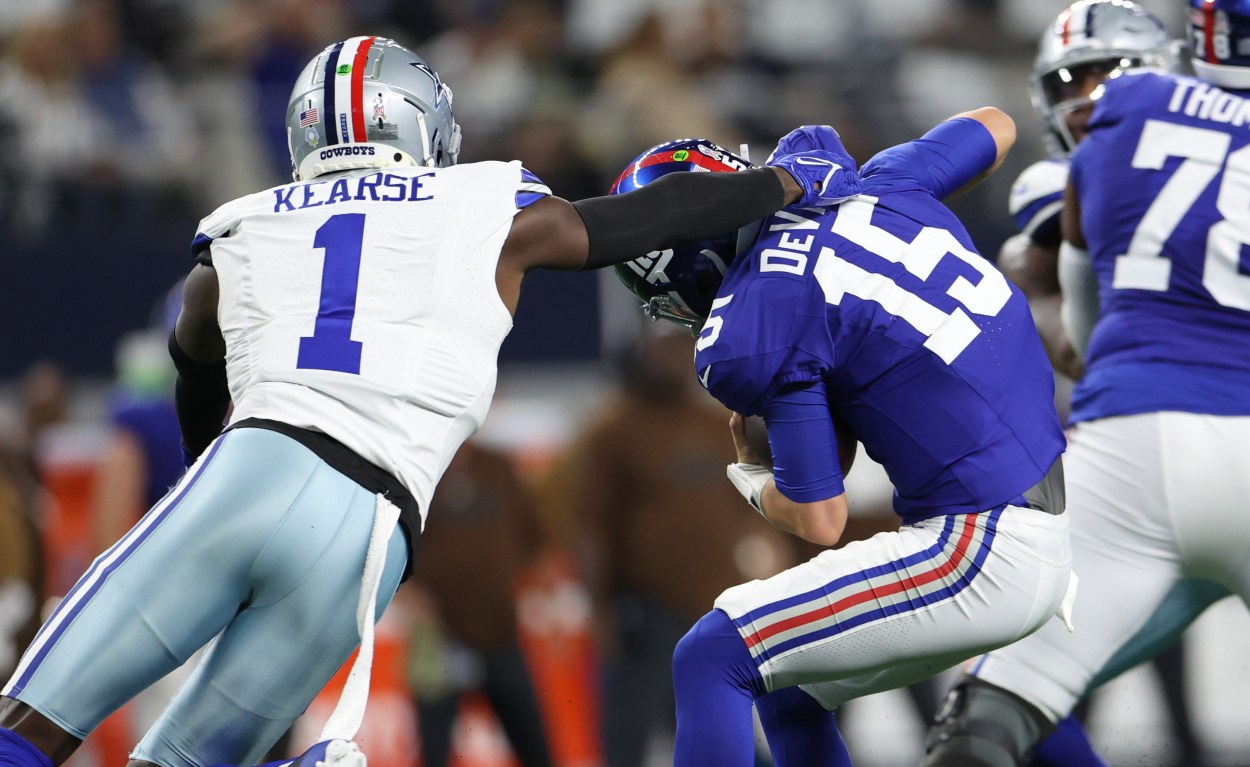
[109,395,184,508]
[1069,70,1250,422]
[695,119,1065,522]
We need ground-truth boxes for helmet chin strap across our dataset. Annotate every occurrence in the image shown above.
[447,122,462,165]
[415,112,434,167]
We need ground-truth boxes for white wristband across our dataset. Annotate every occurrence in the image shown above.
[727,463,773,516]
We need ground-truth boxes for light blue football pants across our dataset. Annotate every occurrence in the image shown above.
[2,428,409,767]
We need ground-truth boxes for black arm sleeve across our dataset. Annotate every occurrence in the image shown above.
[169,330,231,460]
[572,167,786,269]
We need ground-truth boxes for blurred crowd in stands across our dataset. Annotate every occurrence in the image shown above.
[0,0,1183,243]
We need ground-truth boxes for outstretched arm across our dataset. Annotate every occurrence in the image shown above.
[502,166,801,273]
[495,165,800,314]
[864,107,1016,201]
[573,166,801,270]
[936,107,1016,199]
[954,107,1016,181]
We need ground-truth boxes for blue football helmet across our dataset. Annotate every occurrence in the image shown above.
[1190,0,1250,88]
[611,139,753,329]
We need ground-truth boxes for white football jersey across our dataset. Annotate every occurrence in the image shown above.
[193,161,549,526]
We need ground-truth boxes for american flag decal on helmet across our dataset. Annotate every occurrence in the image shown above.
[299,107,319,128]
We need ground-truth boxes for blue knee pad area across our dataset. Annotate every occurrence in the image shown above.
[672,609,768,767]
[1029,716,1109,767]
[672,611,852,767]
[0,729,53,767]
[672,609,767,700]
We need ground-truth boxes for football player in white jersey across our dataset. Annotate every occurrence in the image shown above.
[0,35,854,767]
[925,3,1250,765]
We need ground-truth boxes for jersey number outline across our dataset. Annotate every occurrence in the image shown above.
[817,198,1011,364]
[1112,119,1250,311]
[696,199,1011,365]
[297,213,366,374]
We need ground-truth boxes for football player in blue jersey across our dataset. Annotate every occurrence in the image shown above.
[613,109,1074,766]
[961,3,1212,766]
[965,4,1189,766]
[925,3,1250,766]
[998,0,1179,382]
[0,36,843,767]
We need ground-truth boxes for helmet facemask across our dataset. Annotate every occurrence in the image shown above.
[1030,0,1178,156]
[1034,56,1151,153]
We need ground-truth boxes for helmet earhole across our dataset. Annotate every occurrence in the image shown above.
[394,152,403,162]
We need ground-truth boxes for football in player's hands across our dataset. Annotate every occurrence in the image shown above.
[742,414,774,469]
[833,415,857,478]
[741,414,857,477]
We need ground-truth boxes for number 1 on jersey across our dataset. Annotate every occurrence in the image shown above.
[298,213,365,374]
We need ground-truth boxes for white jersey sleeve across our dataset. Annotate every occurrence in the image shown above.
[1008,159,1069,243]
[194,160,546,526]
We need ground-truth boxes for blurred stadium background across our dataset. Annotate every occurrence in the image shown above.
[1,0,1248,766]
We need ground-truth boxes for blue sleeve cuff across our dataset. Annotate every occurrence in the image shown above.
[516,165,551,209]
[766,381,845,502]
[915,117,998,200]
[190,233,213,266]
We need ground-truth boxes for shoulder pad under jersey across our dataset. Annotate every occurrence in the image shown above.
[1008,159,1068,242]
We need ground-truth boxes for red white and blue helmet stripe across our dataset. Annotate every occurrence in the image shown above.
[611,138,752,195]
[320,36,380,146]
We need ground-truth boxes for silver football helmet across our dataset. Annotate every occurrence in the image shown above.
[286,36,461,181]
[1031,0,1177,155]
